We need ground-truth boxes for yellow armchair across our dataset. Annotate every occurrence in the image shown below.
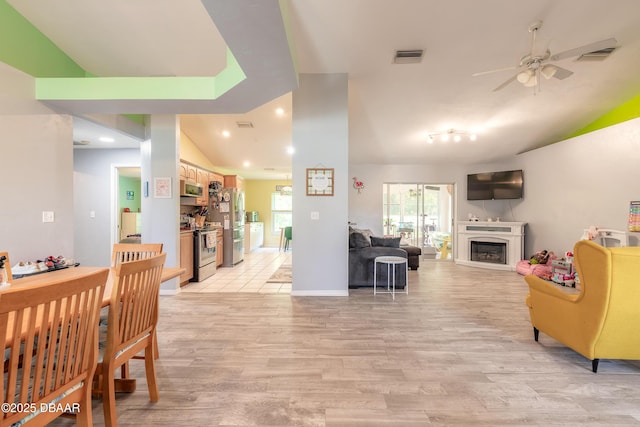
[525,239,640,372]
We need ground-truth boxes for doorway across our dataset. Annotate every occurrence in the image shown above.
[382,183,454,260]
[111,166,142,246]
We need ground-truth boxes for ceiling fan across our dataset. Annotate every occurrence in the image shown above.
[473,21,617,93]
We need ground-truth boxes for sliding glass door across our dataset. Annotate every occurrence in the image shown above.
[383,183,454,260]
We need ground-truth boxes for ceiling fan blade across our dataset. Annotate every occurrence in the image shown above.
[492,75,518,92]
[472,65,517,77]
[550,37,617,61]
[551,65,573,80]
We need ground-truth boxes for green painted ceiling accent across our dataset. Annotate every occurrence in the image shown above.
[0,0,86,77]
[566,93,640,139]
[1,0,246,102]
[36,48,245,101]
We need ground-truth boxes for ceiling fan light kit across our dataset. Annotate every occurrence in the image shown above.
[473,20,617,94]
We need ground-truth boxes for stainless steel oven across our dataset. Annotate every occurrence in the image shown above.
[193,229,217,282]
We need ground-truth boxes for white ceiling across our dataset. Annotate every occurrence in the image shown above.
[9,0,640,179]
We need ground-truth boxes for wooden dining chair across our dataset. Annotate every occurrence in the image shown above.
[111,243,163,267]
[93,253,166,427]
[0,251,12,283]
[0,268,108,427]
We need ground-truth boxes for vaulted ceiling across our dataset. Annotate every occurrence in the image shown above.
[4,0,640,179]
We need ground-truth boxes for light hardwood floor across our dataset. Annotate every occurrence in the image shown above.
[51,252,640,426]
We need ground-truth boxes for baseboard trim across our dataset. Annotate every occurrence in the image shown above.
[290,290,349,297]
[160,288,181,296]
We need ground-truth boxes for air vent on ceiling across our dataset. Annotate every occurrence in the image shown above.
[576,47,617,62]
[393,49,424,64]
[73,140,90,146]
[236,121,254,128]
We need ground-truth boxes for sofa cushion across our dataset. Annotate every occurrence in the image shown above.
[349,231,371,248]
[371,236,401,248]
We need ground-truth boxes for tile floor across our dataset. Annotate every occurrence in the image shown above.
[181,247,292,294]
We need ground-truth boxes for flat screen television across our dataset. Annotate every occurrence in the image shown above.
[467,169,523,200]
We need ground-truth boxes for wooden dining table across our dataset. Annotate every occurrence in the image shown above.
[4,265,185,347]
[10,265,185,307]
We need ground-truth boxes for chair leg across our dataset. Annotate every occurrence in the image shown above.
[145,343,159,402]
[533,327,539,342]
[76,386,93,427]
[592,359,600,373]
[102,368,119,427]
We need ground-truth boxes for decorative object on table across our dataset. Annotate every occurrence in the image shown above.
[352,177,365,194]
[306,168,334,196]
[628,201,640,232]
[0,254,8,285]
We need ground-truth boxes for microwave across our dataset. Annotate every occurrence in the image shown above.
[180,180,203,198]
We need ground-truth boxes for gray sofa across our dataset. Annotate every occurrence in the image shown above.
[348,229,408,289]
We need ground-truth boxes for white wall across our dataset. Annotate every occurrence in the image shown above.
[0,115,75,263]
[515,118,640,255]
[292,74,349,296]
[73,148,140,267]
[349,118,640,259]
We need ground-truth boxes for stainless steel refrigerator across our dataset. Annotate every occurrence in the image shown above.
[209,187,244,266]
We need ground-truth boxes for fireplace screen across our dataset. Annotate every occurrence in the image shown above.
[471,240,507,264]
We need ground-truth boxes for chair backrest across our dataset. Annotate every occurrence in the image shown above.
[111,243,163,267]
[0,268,108,427]
[284,226,292,240]
[573,240,640,353]
[0,251,11,282]
[104,253,166,362]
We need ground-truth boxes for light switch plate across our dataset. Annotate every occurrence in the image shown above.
[42,211,54,223]
[310,211,320,220]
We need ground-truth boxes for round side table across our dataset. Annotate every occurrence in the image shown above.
[373,256,408,300]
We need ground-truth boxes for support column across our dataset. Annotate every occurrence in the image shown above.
[291,74,349,296]
[141,115,181,294]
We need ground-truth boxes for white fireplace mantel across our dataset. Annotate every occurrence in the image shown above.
[455,221,527,271]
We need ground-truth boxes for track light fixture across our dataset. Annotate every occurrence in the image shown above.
[427,129,477,144]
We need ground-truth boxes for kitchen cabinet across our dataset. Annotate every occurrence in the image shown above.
[120,212,141,241]
[196,169,209,206]
[216,228,224,267]
[179,163,188,180]
[224,175,244,190]
[244,222,264,253]
[186,164,198,182]
[180,232,194,285]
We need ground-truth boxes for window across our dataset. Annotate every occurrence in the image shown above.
[271,192,292,233]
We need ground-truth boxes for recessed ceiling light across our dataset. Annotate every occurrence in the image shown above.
[243,161,251,167]
[276,107,285,116]
[286,146,295,155]
[99,136,114,143]
[222,130,230,138]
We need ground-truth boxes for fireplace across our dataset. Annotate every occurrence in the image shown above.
[455,221,526,271]
[471,240,507,264]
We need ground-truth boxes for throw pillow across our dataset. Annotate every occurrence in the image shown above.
[370,236,401,248]
[349,231,371,248]
[354,228,374,244]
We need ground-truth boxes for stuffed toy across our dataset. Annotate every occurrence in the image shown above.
[529,250,550,265]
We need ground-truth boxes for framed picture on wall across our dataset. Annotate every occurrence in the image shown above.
[306,168,334,196]
[154,177,172,198]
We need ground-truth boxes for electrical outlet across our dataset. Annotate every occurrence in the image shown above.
[42,211,54,223]
[310,211,320,220]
